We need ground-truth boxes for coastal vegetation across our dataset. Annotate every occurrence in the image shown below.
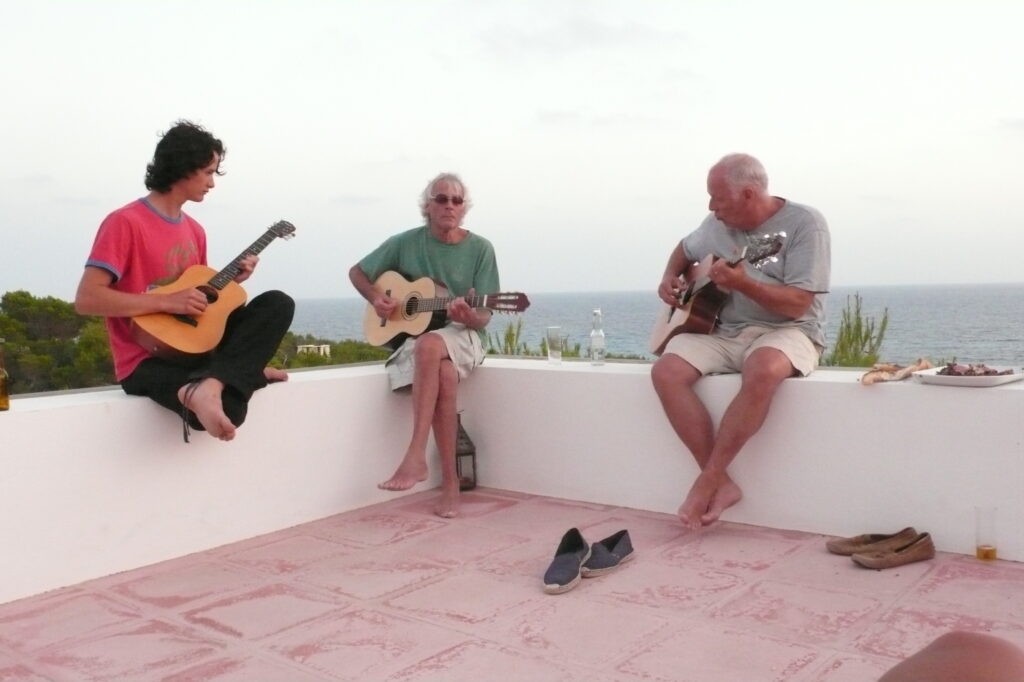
[483,317,657,360]
[2,289,887,395]
[271,333,389,369]
[485,317,581,358]
[0,290,388,394]
[821,293,889,367]
[0,290,113,393]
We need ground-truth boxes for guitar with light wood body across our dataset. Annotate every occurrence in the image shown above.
[363,270,530,350]
[131,220,296,359]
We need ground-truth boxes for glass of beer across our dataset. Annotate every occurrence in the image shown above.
[975,505,997,561]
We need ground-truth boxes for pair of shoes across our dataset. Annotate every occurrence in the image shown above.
[543,528,634,594]
[826,526,919,555]
[851,532,935,569]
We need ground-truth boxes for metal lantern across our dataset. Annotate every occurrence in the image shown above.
[455,413,477,491]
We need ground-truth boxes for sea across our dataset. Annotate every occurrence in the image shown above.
[291,283,1024,367]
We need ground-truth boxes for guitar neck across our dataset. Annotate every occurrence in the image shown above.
[412,294,492,313]
[208,230,281,290]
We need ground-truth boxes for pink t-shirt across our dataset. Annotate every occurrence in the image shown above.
[86,198,208,380]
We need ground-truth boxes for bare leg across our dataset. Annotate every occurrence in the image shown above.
[678,348,794,526]
[432,360,461,518]
[880,631,1024,682]
[177,378,236,441]
[652,355,729,529]
[379,334,448,491]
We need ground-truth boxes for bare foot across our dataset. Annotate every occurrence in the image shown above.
[378,455,428,491]
[264,367,288,383]
[178,378,236,441]
[434,486,460,518]
[677,473,719,530]
[701,478,743,526]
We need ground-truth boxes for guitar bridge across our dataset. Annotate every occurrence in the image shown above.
[172,314,199,328]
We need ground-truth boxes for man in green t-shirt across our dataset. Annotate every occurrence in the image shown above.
[349,173,500,518]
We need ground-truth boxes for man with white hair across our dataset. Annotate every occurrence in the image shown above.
[652,153,831,529]
[349,173,499,518]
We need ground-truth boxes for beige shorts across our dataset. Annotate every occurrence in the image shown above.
[385,323,485,390]
[662,325,821,377]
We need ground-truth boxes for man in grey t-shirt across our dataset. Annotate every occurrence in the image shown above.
[652,153,831,530]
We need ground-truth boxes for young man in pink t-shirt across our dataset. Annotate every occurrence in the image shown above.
[75,120,294,442]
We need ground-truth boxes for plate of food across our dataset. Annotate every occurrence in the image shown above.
[913,363,1024,387]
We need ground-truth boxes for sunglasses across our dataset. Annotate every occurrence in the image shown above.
[431,194,465,206]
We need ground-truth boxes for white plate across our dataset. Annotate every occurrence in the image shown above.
[913,367,1024,387]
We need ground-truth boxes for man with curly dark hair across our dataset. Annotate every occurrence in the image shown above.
[75,120,294,442]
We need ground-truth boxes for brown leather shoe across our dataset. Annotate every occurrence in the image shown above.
[851,532,936,569]
[826,527,918,555]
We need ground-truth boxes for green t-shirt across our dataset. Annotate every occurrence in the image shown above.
[358,225,501,333]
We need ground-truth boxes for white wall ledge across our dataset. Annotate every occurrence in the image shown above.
[2,360,1022,604]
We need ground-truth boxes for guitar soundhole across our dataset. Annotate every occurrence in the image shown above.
[197,285,219,304]
[404,296,418,319]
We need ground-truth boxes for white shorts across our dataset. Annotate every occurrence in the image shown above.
[662,325,821,377]
[385,323,485,390]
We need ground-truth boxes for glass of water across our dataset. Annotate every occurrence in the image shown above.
[546,326,562,363]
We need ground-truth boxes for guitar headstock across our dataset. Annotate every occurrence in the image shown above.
[269,220,297,240]
[747,231,785,269]
[485,292,531,313]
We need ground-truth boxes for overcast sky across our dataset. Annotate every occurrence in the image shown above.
[2,0,1023,302]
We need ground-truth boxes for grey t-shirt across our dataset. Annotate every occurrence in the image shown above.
[681,199,831,348]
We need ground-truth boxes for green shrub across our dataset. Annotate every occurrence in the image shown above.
[823,293,889,368]
[272,331,389,368]
[485,319,584,358]
[486,317,532,355]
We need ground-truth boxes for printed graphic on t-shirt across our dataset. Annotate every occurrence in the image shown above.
[152,241,201,287]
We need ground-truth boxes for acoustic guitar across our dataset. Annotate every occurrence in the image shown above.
[131,220,296,359]
[648,232,785,355]
[363,270,530,349]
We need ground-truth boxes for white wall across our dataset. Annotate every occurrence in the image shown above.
[1,366,439,605]
[463,360,1024,562]
[2,360,1022,605]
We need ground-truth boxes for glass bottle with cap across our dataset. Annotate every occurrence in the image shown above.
[589,308,606,365]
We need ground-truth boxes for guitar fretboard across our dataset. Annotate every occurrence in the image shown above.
[408,295,490,314]
[208,229,285,290]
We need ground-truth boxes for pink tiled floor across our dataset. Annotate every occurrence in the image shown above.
[2,488,1022,681]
